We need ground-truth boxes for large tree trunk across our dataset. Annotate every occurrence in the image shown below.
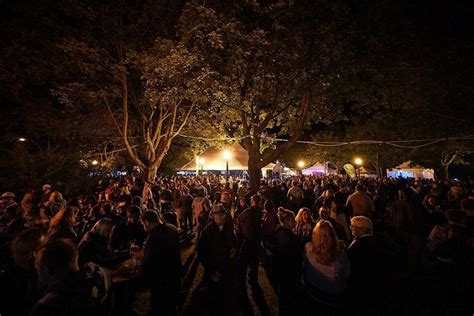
[441,164,449,180]
[440,153,458,180]
[144,165,158,182]
[248,154,261,192]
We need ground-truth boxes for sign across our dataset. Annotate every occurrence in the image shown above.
[343,163,356,179]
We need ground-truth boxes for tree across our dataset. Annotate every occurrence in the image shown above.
[180,1,356,190]
[52,1,213,181]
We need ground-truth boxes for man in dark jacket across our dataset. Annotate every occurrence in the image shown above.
[237,195,262,290]
[274,210,302,315]
[197,204,238,287]
[347,216,383,312]
[195,204,238,313]
[133,210,182,316]
[178,188,194,235]
[109,206,146,251]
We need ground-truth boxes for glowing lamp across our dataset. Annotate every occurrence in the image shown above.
[223,150,232,160]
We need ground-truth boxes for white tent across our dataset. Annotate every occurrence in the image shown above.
[359,166,377,178]
[179,143,275,171]
[302,162,338,175]
[386,161,435,180]
[302,163,327,175]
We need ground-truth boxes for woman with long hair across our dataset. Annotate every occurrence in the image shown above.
[48,206,78,243]
[303,220,350,299]
[117,185,132,210]
[295,207,315,244]
[48,191,67,217]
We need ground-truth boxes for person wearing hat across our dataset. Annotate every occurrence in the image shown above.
[1,192,17,214]
[197,204,237,294]
[1,191,16,199]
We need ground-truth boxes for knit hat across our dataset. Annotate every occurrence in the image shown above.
[1,192,15,199]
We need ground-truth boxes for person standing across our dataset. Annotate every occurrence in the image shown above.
[237,195,262,290]
[287,181,304,214]
[178,188,194,235]
[346,184,375,218]
[196,204,238,312]
[273,210,302,315]
[31,239,106,315]
[303,220,350,311]
[132,210,182,316]
[0,228,47,316]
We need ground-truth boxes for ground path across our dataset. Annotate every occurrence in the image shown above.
[133,234,279,316]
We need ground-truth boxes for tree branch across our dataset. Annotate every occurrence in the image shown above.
[257,90,310,168]
[102,93,124,137]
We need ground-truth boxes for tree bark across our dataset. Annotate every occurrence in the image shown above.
[144,165,158,182]
[440,153,458,180]
[441,165,449,180]
[248,154,261,192]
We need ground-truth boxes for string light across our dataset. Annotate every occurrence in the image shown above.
[80,134,474,157]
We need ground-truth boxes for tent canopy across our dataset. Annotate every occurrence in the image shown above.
[387,161,435,179]
[302,163,326,175]
[179,143,274,171]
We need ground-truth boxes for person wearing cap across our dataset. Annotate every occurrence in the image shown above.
[196,204,238,307]
[1,192,16,201]
[1,192,17,214]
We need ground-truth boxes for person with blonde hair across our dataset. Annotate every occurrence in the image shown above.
[303,220,350,299]
[48,191,66,216]
[295,207,315,244]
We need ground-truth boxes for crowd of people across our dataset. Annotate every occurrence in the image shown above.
[0,173,473,315]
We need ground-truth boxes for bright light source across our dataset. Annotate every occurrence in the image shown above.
[18,138,26,142]
[297,160,305,169]
[354,158,363,166]
[92,160,98,165]
[223,150,232,160]
[199,158,206,164]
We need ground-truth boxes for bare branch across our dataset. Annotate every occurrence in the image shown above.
[102,93,124,137]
